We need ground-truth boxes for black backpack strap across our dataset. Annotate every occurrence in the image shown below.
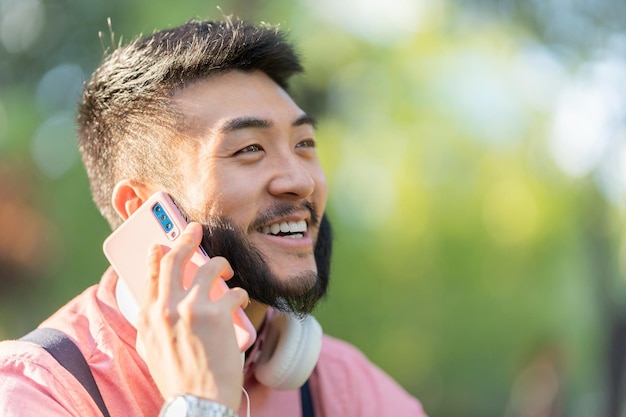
[300,379,314,417]
[21,328,111,417]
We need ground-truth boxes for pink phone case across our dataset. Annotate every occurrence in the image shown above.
[103,192,256,352]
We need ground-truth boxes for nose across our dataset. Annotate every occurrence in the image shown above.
[267,153,317,200]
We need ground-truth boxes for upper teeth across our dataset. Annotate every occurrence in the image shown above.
[262,220,307,235]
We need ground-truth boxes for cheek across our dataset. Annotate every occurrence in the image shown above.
[203,172,263,221]
[177,151,219,212]
[314,168,328,208]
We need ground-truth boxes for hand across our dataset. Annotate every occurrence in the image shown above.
[136,222,249,411]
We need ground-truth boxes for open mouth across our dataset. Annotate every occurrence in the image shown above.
[259,220,307,239]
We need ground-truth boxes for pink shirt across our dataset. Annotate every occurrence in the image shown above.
[0,269,426,416]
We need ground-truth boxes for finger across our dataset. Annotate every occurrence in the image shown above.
[182,287,249,329]
[144,243,164,305]
[158,222,203,301]
[192,256,234,302]
[217,287,250,312]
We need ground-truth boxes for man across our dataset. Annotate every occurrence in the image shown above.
[0,18,425,416]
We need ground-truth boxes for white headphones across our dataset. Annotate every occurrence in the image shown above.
[253,313,322,390]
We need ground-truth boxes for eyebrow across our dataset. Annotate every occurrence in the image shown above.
[220,113,317,133]
[293,114,317,128]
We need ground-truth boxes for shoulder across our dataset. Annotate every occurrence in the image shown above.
[316,335,395,382]
[318,334,372,364]
[313,335,428,417]
[0,339,69,380]
[0,339,101,417]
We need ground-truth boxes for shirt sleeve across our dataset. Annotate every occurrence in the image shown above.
[312,335,428,417]
[0,341,103,417]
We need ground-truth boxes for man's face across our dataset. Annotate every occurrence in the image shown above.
[172,70,328,311]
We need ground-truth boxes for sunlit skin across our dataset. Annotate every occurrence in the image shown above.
[172,70,328,330]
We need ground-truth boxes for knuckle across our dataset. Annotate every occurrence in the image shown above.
[157,303,178,324]
[176,293,203,323]
[159,251,176,269]
[161,245,191,267]
[178,294,221,324]
[177,305,194,323]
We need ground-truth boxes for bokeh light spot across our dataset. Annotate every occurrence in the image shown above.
[31,111,78,179]
[36,64,85,115]
[0,0,45,53]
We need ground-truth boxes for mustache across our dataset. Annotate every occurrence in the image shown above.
[247,201,319,233]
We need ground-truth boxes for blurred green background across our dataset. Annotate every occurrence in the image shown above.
[3,0,626,416]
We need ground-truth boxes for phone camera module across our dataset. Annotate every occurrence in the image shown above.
[152,203,176,236]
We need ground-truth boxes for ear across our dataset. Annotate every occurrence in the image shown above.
[111,180,155,221]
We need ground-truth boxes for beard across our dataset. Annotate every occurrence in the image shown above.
[193,204,333,317]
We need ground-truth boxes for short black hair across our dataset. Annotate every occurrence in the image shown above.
[77,18,303,228]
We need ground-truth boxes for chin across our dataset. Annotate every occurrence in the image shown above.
[268,261,318,288]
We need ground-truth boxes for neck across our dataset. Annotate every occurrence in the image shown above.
[244,300,269,331]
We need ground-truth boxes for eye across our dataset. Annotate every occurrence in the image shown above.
[235,144,264,155]
[296,139,316,149]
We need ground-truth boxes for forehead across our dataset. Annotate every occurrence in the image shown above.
[173,70,304,134]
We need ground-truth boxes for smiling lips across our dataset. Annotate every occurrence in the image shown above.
[260,220,307,239]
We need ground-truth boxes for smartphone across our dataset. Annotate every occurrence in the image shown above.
[103,191,256,352]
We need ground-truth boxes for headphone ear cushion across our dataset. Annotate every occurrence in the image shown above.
[254,314,322,390]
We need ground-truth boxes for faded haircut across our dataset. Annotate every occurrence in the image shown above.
[76,18,303,229]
